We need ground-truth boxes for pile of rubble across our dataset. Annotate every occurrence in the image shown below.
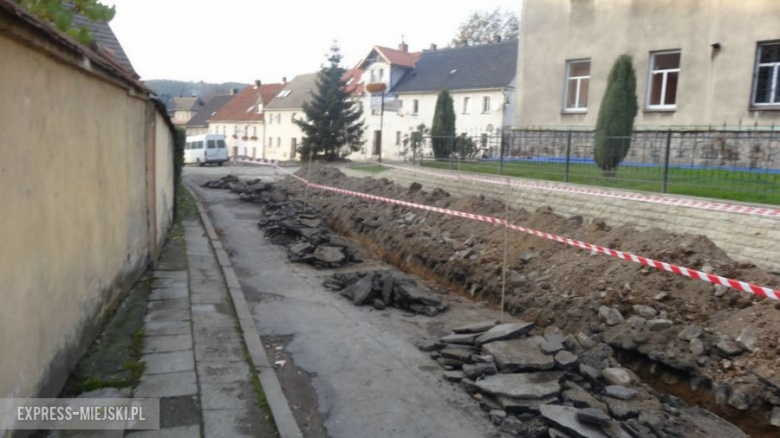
[275,166,780,432]
[202,177,359,268]
[201,175,274,202]
[323,271,447,316]
[420,320,749,438]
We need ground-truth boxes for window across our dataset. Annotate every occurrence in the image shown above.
[252,126,256,136]
[277,137,281,147]
[268,113,273,124]
[753,42,780,106]
[292,112,296,121]
[482,96,491,113]
[412,99,419,115]
[269,136,272,145]
[216,140,226,149]
[564,60,590,111]
[462,97,471,114]
[277,90,292,98]
[276,114,281,123]
[370,70,376,83]
[395,131,401,146]
[207,140,216,149]
[378,69,384,81]
[185,142,191,150]
[647,51,681,109]
[291,138,297,148]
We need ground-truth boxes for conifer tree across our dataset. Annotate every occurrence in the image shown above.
[430,90,456,159]
[295,43,365,161]
[594,54,638,176]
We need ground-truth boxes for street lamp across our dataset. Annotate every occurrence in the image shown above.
[366,82,387,163]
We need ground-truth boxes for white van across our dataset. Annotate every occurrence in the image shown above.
[184,134,228,166]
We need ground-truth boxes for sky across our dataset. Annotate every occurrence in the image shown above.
[103,0,521,84]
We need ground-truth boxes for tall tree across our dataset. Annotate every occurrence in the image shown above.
[430,90,456,159]
[594,55,639,177]
[15,0,115,44]
[452,7,519,46]
[295,43,365,161]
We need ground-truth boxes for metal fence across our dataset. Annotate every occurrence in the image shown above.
[408,127,780,204]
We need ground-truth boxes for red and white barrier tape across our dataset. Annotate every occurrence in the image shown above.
[230,159,780,301]
[379,163,780,219]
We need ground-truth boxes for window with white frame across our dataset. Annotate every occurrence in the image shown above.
[564,60,590,111]
[412,99,419,114]
[268,114,273,124]
[753,42,780,106]
[277,137,281,147]
[482,96,491,113]
[462,97,471,114]
[647,51,681,109]
[370,70,376,83]
[276,114,281,123]
[395,131,401,146]
[378,69,384,82]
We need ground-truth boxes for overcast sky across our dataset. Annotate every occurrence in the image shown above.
[103,0,521,84]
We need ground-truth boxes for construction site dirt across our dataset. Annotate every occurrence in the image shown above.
[200,165,780,437]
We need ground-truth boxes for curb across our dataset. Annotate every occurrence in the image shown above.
[185,182,303,438]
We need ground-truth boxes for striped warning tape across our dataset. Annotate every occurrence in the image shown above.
[231,158,780,301]
[378,163,780,219]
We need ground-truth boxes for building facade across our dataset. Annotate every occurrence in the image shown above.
[170,96,203,126]
[515,0,780,128]
[264,73,318,161]
[208,81,284,158]
[350,40,518,161]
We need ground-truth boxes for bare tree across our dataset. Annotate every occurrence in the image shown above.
[451,7,519,46]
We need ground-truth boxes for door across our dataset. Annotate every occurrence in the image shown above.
[290,138,297,160]
[373,130,381,155]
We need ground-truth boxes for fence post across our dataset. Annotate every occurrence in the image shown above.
[499,131,505,175]
[662,130,672,194]
[449,135,454,170]
[564,130,572,183]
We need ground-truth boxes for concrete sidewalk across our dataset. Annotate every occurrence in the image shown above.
[129,216,274,437]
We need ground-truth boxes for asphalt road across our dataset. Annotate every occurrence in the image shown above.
[185,165,499,438]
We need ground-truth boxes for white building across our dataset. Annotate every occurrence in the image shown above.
[350,40,518,161]
[170,96,203,126]
[264,73,318,161]
[208,80,284,159]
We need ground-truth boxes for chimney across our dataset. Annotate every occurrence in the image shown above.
[399,41,409,52]
[429,43,437,51]
[283,77,287,84]
[254,79,261,88]
[229,88,238,95]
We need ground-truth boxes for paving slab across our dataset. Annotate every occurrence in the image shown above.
[126,425,200,438]
[145,308,191,323]
[145,321,191,337]
[196,361,252,384]
[143,350,195,375]
[199,382,255,410]
[153,271,188,280]
[135,371,198,398]
[191,292,227,305]
[143,334,194,354]
[152,278,188,289]
[150,288,189,301]
[194,337,244,362]
[202,410,256,438]
[148,297,190,312]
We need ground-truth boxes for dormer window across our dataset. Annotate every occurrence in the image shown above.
[277,90,292,98]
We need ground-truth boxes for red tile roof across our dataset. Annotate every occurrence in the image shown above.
[343,67,364,95]
[374,46,421,68]
[209,83,284,122]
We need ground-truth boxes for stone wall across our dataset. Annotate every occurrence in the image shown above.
[342,168,780,273]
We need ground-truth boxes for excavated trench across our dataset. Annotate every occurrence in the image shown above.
[204,168,780,436]
[334,219,779,438]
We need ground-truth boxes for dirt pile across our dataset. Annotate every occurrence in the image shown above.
[419,319,748,438]
[323,271,447,316]
[273,165,780,435]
